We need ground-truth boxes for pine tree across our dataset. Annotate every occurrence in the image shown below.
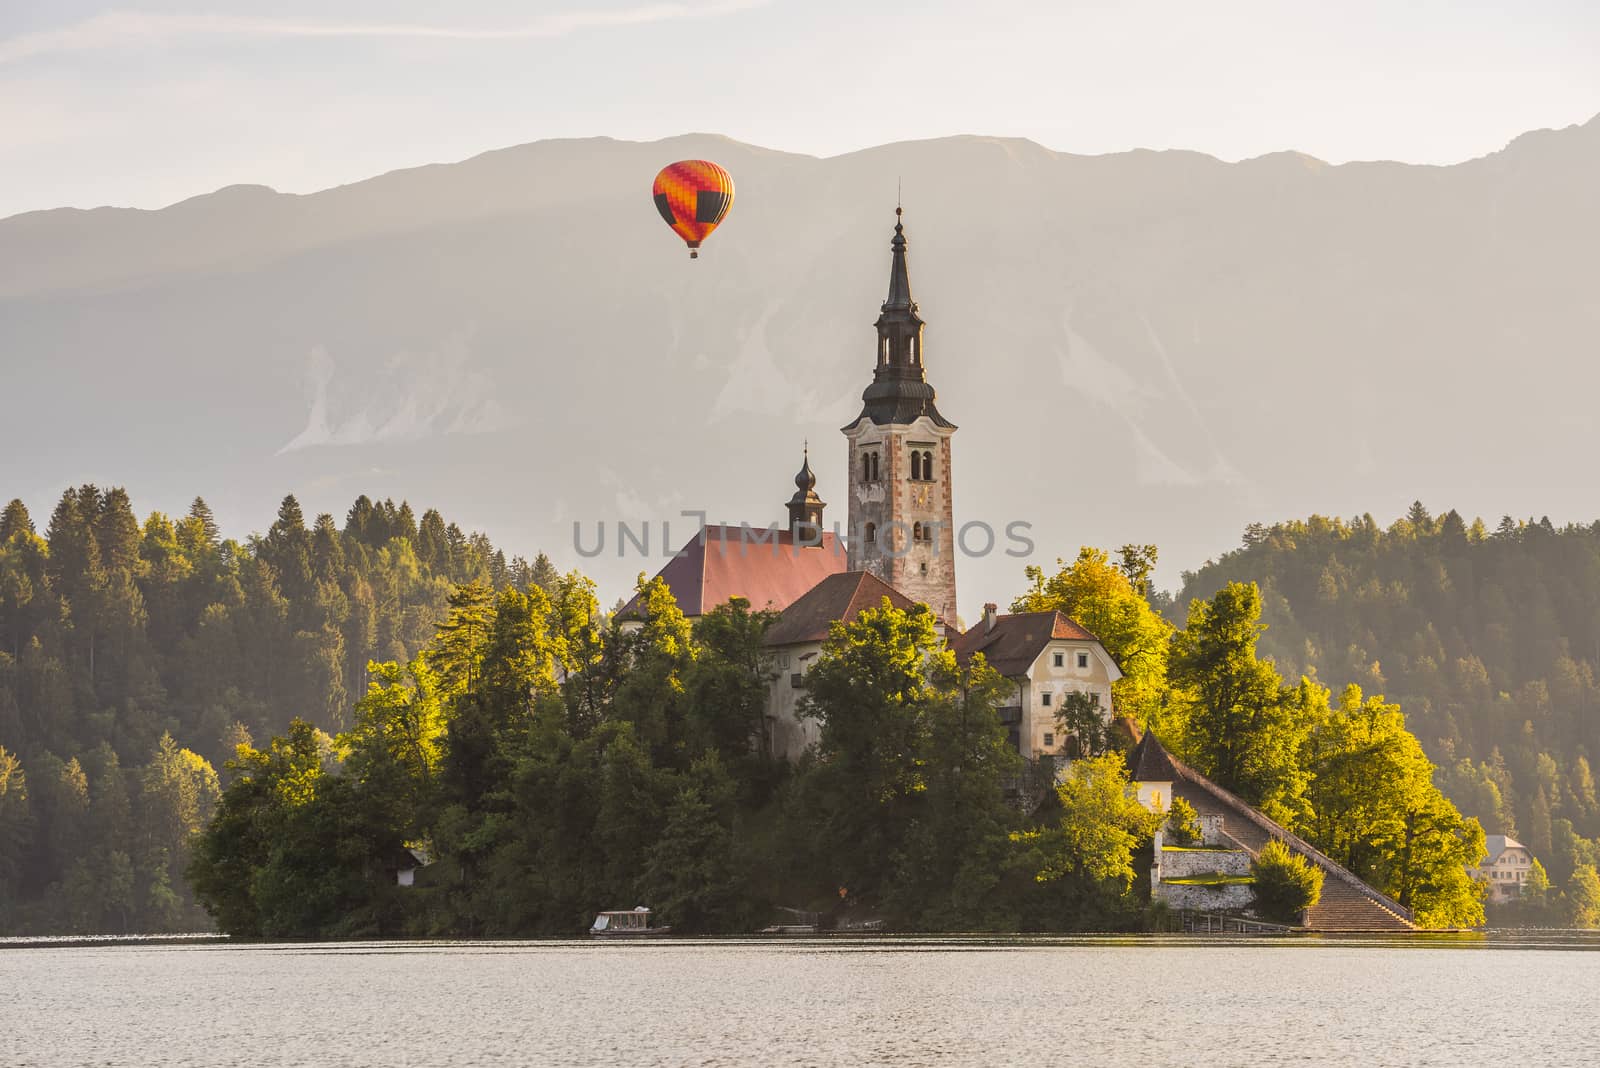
[95,488,142,574]
[0,500,33,540]
[394,502,418,542]
[427,583,495,696]
[416,510,448,570]
[344,495,375,543]
[187,497,220,546]
[528,552,561,594]
[309,514,345,581]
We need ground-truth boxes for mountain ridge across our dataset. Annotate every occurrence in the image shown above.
[3,115,1599,611]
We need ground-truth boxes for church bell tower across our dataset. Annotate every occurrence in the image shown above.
[842,209,958,623]
[785,445,825,544]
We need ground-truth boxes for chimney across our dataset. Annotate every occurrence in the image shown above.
[983,602,998,633]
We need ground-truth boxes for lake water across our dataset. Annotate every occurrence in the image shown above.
[4,935,1598,1066]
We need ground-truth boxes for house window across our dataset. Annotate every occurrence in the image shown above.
[1043,732,1054,748]
[1151,791,1162,809]
[1041,691,1052,707]
[790,673,804,689]
[1077,652,1089,669]
[1053,651,1064,668]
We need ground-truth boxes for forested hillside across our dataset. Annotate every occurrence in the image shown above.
[3,488,1577,935]
[1176,504,1600,895]
[0,487,550,933]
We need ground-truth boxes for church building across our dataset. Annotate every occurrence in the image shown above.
[630,209,1116,763]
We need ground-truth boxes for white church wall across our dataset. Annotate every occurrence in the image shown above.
[766,641,824,761]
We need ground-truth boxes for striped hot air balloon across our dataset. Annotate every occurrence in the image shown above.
[652,160,735,259]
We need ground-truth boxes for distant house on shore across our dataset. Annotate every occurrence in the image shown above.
[1127,731,1419,932]
[391,846,432,888]
[1470,835,1535,904]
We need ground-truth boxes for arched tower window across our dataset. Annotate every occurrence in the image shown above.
[865,522,876,545]
[922,450,935,481]
[909,452,922,481]
[870,453,880,482]
[912,522,923,542]
[862,453,871,482]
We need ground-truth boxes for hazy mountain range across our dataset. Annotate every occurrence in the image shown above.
[3,114,1598,614]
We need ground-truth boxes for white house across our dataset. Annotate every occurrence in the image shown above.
[952,605,1122,763]
[1470,835,1536,903]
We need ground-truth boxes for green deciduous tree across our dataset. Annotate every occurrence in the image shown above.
[1169,582,1308,823]
[1011,752,1162,926]
[1251,839,1323,923]
[1165,796,1202,846]
[1567,864,1600,929]
[1298,683,1485,927]
[683,598,778,788]
[612,576,695,763]
[1013,548,1173,725]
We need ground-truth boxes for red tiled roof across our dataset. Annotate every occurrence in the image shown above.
[763,571,917,647]
[617,524,848,618]
[951,610,1102,678]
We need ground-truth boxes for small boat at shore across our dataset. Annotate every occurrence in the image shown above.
[589,906,673,938]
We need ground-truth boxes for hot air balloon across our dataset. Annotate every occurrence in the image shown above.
[652,160,734,259]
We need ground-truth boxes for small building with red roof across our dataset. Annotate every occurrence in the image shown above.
[953,605,1122,762]
[763,570,918,758]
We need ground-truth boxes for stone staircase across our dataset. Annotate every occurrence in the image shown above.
[1173,782,1417,932]
[1303,880,1416,931]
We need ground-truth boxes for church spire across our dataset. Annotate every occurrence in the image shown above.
[785,443,825,544]
[848,208,954,430]
[884,206,913,312]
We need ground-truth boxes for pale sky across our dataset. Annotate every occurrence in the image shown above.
[3,0,1597,219]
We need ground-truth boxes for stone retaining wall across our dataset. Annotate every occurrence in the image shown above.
[1159,882,1256,912]
[1158,847,1251,880]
